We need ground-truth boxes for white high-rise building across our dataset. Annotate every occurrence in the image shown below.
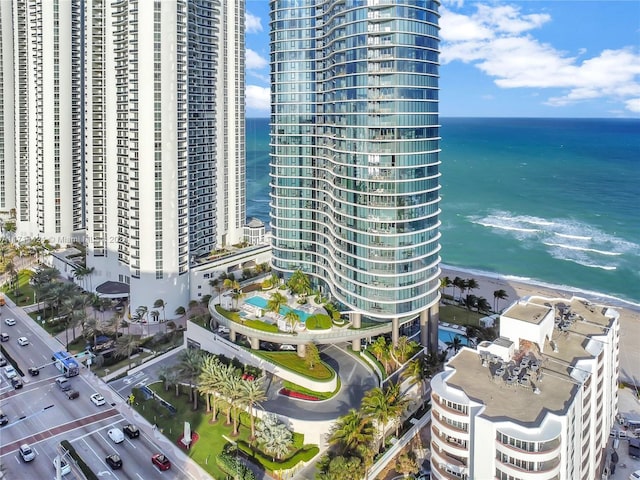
[1,0,246,314]
[84,0,245,314]
[430,296,620,480]
[1,0,84,241]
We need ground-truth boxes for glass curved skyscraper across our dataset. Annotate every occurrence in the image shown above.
[270,0,441,347]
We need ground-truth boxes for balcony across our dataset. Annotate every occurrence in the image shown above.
[495,456,561,479]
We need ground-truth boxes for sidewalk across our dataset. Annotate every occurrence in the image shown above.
[81,368,214,480]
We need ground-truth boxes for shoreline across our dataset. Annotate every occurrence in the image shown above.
[440,263,640,311]
[440,264,640,386]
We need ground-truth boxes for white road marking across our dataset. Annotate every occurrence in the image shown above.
[125,437,137,449]
[81,438,121,480]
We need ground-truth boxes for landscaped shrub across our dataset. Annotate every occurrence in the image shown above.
[237,441,319,472]
[216,451,256,480]
[305,314,332,330]
[61,440,98,480]
[279,388,319,401]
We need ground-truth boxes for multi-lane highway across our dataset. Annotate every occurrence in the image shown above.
[0,303,197,480]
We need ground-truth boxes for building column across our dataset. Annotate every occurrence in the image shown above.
[297,343,306,358]
[351,312,362,352]
[420,305,440,353]
[392,317,399,347]
[250,337,259,350]
[229,330,237,343]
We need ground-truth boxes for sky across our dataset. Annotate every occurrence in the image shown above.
[244,0,640,118]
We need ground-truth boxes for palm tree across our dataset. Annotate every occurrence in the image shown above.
[256,414,293,462]
[465,278,479,297]
[174,306,186,316]
[178,349,204,410]
[221,374,243,430]
[83,315,100,348]
[283,310,300,332]
[452,276,465,301]
[493,289,509,312]
[328,409,375,458]
[384,381,411,436]
[115,335,141,370]
[135,305,148,323]
[370,336,388,363]
[361,388,393,453]
[401,356,431,397]
[287,269,312,297]
[266,291,287,316]
[209,278,224,304]
[198,354,221,416]
[158,365,177,392]
[153,299,167,323]
[477,296,491,314]
[394,336,416,364]
[440,276,452,296]
[446,336,463,354]
[241,379,267,439]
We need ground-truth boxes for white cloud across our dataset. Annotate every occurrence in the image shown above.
[246,12,263,34]
[441,3,640,113]
[246,49,268,70]
[246,85,270,112]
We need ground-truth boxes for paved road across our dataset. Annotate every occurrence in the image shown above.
[0,301,209,480]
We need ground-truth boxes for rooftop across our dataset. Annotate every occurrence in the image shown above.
[504,301,550,324]
[444,296,617,425]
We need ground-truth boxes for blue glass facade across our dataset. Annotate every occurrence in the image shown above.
[270,0,441,321]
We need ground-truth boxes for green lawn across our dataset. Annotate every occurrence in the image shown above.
[439,304,484,326]
[256,351,335,381]
[137,383,311,479]
[2,270,36,307]
[28,309,68,336]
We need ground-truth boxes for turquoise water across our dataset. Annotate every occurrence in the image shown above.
[244,295,312,323]
[438,327,468,346]
[246,117,640,307]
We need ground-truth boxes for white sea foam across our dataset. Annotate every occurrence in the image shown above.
[476,222,539,234]
[554,232,592,241]
[558,258,617,271]
[542,242,621,256]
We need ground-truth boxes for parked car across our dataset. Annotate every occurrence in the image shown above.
[217,325,230,334]
[53,457,71,476]
[28,367,40,376]
[17,336,29,346]
[90,393,106,406]
[19,443,35,462]
[105,454,122,470]
[629,470,640,480]
[1,333,9,342]
[151,453,171,471]
[123,424,140,439]
[108,428,125,444]
[3,366,17,379]
[65,389,79,400]
[4,318,16,326]
[11,377,23,389]
[0,356,6,367]
[0,409,8,426]
[279,344,296,351]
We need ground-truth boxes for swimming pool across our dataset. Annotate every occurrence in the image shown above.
[244,296,312,323]
[438,326,468,347]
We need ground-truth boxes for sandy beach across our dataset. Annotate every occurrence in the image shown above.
[440,265,640,387]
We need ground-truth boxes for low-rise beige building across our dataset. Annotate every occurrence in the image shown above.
[430,296,620,480]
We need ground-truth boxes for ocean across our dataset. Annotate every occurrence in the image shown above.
[245,117,640,307]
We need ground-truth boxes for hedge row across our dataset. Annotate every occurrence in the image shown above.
[216,452,256,480]
[60,440,98,480]
[237,441,319,472]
